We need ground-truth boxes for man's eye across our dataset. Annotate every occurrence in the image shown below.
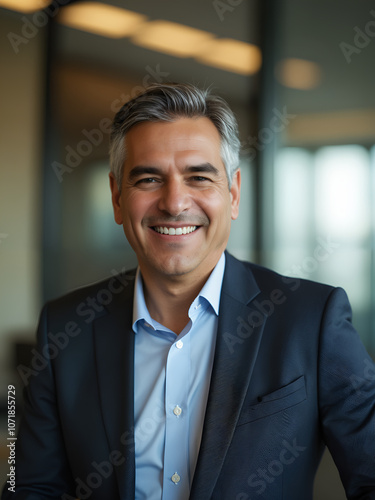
[136,177,157,185]
[191,176,211,182]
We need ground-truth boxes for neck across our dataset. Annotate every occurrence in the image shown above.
[140,268,214,334]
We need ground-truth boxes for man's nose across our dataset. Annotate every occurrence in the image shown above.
[157,178,191,216]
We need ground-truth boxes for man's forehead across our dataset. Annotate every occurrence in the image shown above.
[125,117,221,143]
[124,117,222,159]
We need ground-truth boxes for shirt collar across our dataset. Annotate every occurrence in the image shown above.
[132,253,226,333]
[194,252,225,316]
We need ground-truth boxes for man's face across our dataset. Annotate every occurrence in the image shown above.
[110,117,240,283]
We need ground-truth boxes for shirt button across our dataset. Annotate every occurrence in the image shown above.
[175,340,183,349]
[173,405,182,416]
[171,472,181,484]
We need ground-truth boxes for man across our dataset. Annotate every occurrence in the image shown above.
[2,83,375,499]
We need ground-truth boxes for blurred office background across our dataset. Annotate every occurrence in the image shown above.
[0,0,375,497]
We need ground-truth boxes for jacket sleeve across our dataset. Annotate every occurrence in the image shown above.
[318,287,375,499]
[1,304,76,499]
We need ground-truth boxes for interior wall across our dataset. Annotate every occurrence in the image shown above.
[0,10,45,377]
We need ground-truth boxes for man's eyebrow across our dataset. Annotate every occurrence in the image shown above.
[127,163,220,180]
[127,166,161,180]
[184,163,220,176]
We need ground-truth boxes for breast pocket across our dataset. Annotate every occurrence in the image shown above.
[237,375,307,426]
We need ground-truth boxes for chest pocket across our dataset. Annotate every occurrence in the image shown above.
[237,375,307,426]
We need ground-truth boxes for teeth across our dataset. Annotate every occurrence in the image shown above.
[154,226,197,235]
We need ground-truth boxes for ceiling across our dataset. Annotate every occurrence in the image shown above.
[279,0,375,114]
[53,0,375,109]
[4,0,370,145]
[53,0,259,110]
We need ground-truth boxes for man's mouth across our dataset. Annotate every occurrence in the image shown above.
[152,226,198,235]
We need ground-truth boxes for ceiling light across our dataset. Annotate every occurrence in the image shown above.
[57,2,147,39]
[196,38,262,75]
[131,20,215,58]
[275,58,322,90]
[0,0,50,13]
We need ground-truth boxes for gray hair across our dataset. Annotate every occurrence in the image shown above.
[109,83,240,189]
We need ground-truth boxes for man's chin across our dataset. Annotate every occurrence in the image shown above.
[157,262,194,278]
[147,255,199,278]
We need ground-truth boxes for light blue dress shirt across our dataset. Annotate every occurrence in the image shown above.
[132,253,225,500]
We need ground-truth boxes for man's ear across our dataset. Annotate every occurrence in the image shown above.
[109,173,123,225]
[230,169,241,220]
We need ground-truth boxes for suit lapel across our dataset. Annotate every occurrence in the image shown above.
[190,254,266,499]
[93,272,136,499]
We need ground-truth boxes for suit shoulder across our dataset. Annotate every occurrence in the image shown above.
[227,253,335,300]
[250,261,334,293]
[43,269,136,317]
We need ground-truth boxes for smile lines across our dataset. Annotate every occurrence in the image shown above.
[153,226,197,235]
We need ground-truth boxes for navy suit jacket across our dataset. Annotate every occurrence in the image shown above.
[2,253,375,499]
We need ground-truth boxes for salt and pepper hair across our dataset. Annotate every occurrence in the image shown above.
[109,82,240,189]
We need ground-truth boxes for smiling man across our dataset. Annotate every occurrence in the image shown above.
[2,83,375,500]
[110,115,240,333]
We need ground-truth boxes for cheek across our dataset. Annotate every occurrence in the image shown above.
[124,192,144,216]
[122,192,156,228]
[200,191,232,219]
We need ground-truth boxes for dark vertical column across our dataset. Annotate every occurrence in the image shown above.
[41,15,63,302]
[256,0,282,266]
[371,148,375,356]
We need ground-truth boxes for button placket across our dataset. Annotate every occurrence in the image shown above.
[163,334,190,497]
